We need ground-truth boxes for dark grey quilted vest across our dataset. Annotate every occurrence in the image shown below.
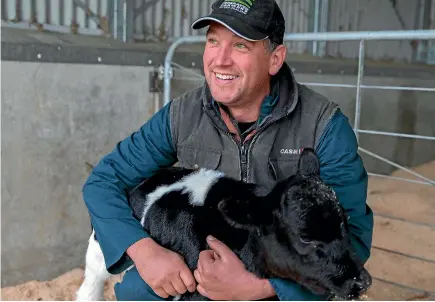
[170,63,338,194]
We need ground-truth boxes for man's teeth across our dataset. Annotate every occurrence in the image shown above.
[215,73,238,80]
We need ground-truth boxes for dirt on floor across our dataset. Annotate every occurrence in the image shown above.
[2,161,435,301]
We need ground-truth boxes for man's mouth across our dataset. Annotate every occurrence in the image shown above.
[214,72,239,82]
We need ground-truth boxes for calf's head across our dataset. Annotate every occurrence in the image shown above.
[218,148,372,300]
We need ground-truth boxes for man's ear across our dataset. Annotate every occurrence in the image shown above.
[269,44,287,76]
[218,198,272,230]
[297,148,320,176]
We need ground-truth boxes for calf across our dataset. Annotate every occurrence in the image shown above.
[76,148,372,301]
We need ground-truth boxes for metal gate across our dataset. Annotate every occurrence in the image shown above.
[162,30,435,186]
[161,29,435,298]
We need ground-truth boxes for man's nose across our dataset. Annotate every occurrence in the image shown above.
[214,44,232,66]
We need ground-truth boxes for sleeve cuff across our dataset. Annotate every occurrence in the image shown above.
[91,217,150,275]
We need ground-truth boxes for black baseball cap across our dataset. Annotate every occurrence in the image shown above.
[191,0,286,45]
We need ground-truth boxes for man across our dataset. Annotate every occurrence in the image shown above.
[82,0,374,300]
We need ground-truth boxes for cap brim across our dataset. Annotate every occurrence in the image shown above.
[191,14,268,42]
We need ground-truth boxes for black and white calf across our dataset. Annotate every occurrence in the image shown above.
[76,148,372,301]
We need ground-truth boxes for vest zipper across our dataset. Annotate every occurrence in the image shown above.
[242,115,289,182]
[205,108,290,183]
[240,144,248,183]
[204,110,245,180]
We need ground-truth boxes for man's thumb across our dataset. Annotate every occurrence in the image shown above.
[206,235,229,259]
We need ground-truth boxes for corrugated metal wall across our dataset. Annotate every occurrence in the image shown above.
[429,0,435,63]
[1,0,109,35]
[1,0,312,54]
[132,0,312,54]
[432,0,435,27]
[326,0,422,62]
[1,0,433,62]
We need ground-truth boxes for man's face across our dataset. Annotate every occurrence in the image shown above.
[203,23,277,107]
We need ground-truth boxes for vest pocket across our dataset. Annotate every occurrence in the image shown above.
[177,146,222,171]
[268,157,299,181]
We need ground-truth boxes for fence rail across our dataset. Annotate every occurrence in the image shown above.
[162,29,435,187]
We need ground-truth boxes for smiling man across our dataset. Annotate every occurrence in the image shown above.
[82,0,374,300]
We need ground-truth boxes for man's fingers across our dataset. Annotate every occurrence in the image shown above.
[206,235,231,261]
[180,269,197,293]
[193,269,203,284]
[171,276,188,295]
[162,283,178,297]
[196,284,209,298]
[153,288,169,299]
[198,250,216,274]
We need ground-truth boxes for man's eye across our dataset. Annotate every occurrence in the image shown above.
[208,38,217,44]
[235,43,247,49]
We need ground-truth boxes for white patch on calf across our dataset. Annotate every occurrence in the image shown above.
[140,168,223,225]
[76,230,113,301]
[183,168,224,206]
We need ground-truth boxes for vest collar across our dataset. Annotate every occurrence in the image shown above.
[202,62,299,141]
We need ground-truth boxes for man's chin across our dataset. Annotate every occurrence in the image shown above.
[209,92,238,106]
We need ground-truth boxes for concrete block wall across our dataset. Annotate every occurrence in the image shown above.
[1,61,156,286]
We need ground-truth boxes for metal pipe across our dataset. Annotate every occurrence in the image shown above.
[354,40,365,141]
[113,0,118,40]
[122,0,127,42]
[170,61,204,79]
[164,35,206,105]
[163,30,435,105]
[358,129,435,141]
[312,0,320,56]
[359,147,435,185]
[282,29,435,41]
[368,173,435,186]
[301,82,435,92]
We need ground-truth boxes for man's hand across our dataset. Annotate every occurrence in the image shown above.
[194,236,276,300]
[127,238,196,299]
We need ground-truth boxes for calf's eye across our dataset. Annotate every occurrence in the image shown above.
[300,237,315,245]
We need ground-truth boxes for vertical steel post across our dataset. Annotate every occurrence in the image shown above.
[354,39,365,142]
[312,0,320,56]
[318,0,329,57]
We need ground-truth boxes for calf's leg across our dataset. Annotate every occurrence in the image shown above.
[76,230,111,301]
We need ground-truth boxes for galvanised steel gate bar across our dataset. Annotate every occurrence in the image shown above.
[163,29,435,186]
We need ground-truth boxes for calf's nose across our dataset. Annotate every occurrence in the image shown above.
[349,270,372,298]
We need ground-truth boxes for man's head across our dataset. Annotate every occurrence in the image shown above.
[191,0,287,109]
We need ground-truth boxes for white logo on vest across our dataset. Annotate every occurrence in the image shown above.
[280,148,304,155]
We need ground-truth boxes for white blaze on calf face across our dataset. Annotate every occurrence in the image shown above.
[140,168,224,225]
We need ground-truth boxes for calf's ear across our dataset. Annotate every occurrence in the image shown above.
[297,148,320,176]
[218,198,273,230]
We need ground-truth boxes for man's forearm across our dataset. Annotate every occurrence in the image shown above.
[127,237,159,263]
